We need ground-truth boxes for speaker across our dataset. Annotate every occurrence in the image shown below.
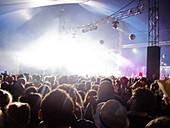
[147,46,160,80]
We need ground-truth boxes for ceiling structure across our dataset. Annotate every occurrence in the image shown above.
[0,0,169,47]
[0,0,170,48]
[0,0,170,75]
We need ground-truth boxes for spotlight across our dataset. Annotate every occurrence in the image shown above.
[129,34,136,40]
[163,54,166,58]
[93,25,98,30]
[132,48,137,53]
[128,9,133,13]
[82,28,88,33]
[81,25,98,33]
[112,21,119,29]
[100,40,104,45]
[82,29,86,33]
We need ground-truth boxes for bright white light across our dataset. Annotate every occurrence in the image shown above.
[80,0,113,15]
[30,0,87,8]
[17,32,133,76]
[132,48,137,53]
[20,10,32,21]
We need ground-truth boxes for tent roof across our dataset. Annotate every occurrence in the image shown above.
[0,0,170,73]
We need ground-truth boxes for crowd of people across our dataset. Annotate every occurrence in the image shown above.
[0,71,170,128]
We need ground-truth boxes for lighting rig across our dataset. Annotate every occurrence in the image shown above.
[122,41,170,48]
[68,3,146,34]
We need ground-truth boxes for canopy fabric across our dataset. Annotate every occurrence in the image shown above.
[0,0,169,73]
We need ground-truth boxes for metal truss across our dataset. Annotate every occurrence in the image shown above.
[148,0,159,46]
[68,4,146,33]
[122,41,170,48]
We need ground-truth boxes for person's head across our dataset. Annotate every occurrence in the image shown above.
[139,77,148,86]
[38,85,51,97]
[58,75,69,85]
[19,93,42,114]
[52,80,58,90]
[5,75,14,84]
[97,81,115,102]
[43,81,51,88]
[46,76,55,85]
[85,81,92,92]
[77,83,85,91]
[150,82,159,93]
[17,74,25,80]
[25,86,37,96]
[12,75,17,81]
[15,78,26,88]
[100,77,112,84]
[6,102,31,128]
[157,78,170,100]
[57,84,77,103]
[0,89,12,109]
[1,81,9,90]
[91,77,96,82]
[25,82,35,89]
[57,84,82,118]
[78,90,85,101]
[94,99,129,128]
[32,74,37,81]
[35,74,41,82]
[120,76,128,87]
[91,84,99,91]
[4,71,8,75]
[145,116,170,128]
[23,73,30,81]
[128,87,156,114]
[96,77,101,84]
[94,102,105,128]
[152,74,157,80]
[40,89,74,128]
[84,89,97,106]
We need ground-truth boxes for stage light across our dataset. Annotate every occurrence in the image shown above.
[17,31,132,76]
[112,21,119,29]
[129,34,136,40]
[81,25,97,33]
[93,25,98,30]
[132,48,137,53]
[99,40,104,45]
[82,29,86,33]
[163,54,166,58]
